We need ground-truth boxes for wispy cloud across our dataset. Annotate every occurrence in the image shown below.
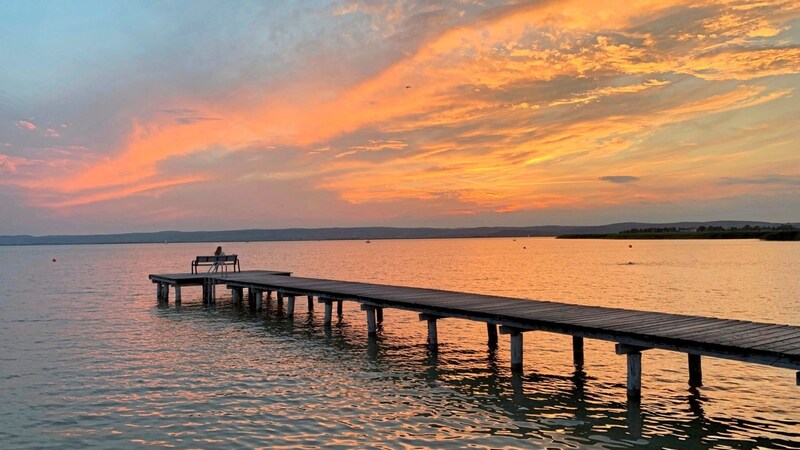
[721,174,800,186]
[15,120,36,130]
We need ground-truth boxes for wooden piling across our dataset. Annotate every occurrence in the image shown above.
[688,353,702,387]
[573,336,585,367]
[248,289,256,310]
[307,295,314,311]
[616,344,647,398]
[287,295,296,317]
[255,290,263,310]
[376,307,384,323]
[362,305,377,336]
[322,299,333,326]
[276,292,283,311]
[174,285,181,303]
[627,352,642,398]
[202,278,215,304]
[500,326,524,371]
[233,287,240,305]
[510,331,523,372]
[419,314,439,347]
[337,300,343,316]
[487,323,498,345]
[156,283,163,301]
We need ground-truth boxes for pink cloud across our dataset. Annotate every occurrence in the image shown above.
[45,128,61,137]
[15,120,37,130]
[0,154,18,173]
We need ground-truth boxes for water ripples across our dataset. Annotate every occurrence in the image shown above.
[1,240,799,448]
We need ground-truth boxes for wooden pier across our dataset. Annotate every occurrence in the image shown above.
[149,271,800,399]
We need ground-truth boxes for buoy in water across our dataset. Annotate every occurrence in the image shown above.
[629,244,632,248]
[52,258,57,262]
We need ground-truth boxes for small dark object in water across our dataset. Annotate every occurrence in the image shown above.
[523,246,526,249]
[629,244,632,248]
[627,261,635,265]
[52,258,56,262]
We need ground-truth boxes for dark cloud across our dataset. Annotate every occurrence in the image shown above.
[599,176,639,184]
[720,175,800,186]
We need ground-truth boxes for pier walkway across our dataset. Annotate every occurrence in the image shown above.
[149,270,800,399]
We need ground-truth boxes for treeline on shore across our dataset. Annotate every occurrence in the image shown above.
[558,225,800,241]
[2,221,796,246]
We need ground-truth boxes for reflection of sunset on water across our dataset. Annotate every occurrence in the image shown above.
[1,239,797,447]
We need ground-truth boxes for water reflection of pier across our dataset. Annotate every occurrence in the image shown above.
[150,270,800,403]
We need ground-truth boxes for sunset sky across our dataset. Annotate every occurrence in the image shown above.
[1,0,798,235]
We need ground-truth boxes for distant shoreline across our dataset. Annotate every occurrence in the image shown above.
[558,229,800,241]
[1,221,797,246]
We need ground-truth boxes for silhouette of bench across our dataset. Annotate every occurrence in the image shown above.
[191,255,240,274]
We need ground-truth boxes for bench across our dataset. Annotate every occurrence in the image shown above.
[191,255,241,274]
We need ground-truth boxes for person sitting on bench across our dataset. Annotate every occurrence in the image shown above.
[209,246,225,273]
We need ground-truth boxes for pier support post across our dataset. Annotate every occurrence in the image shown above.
[202,278,215,304]
[248,289,256,310]
[500,326,524,372]
[510,332,523,372]
[376,307,384,323]
[231,287,242,306]
[161,284,169,304]
[616,344,649,399]
[276,292,283,312]
[337,300,343,316]
[688,354,702,387]
[573,336,585,367]
[307,295,314,311]
[287,295,296,317]
[255,290,263,311]
[487,323,498,345]
[362,305,377,336]
[174,286,181,303]
[321,298,333,326]
[156,283,163,301]
[627,353,642,399]
[419,314,439,348]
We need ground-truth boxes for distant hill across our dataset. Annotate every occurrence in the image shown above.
[0,221,794,246]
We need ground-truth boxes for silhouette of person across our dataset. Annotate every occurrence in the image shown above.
[209,246,225,273]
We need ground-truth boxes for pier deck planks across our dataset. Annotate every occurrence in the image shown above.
[150,271,800,371]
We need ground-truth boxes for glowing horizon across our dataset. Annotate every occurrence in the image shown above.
[1,0,798,234]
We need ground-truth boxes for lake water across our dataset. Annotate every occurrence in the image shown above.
[1,238,798,448]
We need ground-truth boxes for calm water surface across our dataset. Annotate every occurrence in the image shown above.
[1,238,798,448]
